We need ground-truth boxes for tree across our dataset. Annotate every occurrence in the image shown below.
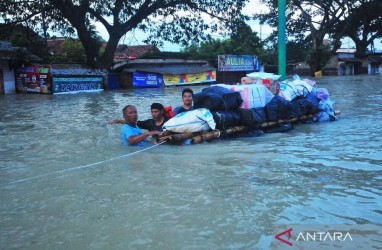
[1,0,249,70]
[182,20,265,61]
[332,0,382,55]
[258,0,350,76]
[260,41,310,73]
[48,39,87,63]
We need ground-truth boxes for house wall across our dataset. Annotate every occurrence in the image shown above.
[119,72,133,88]
[338,53,354,59]
[0,60,16,94]
[368,63,382,74]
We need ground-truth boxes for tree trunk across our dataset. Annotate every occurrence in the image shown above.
[99,33,122,71]
[309,37,323,76]
[77,32,100,69]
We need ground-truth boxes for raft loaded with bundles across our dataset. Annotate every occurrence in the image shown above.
[157,75,340,145]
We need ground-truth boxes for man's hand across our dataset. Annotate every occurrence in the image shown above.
[149,131,162,136]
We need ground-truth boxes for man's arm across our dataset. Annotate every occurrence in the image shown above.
[108,119,125,124]
[137,120,149,130]
[127,131,161,145]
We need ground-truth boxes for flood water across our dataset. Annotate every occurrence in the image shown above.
[1,75,382,249]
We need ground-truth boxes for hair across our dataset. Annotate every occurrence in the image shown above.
[182,88,194,97]
[151,103,164,110]
[122,105,135,114]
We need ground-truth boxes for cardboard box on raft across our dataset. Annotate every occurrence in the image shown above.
[261,79,280,95]
[241,77,279,95]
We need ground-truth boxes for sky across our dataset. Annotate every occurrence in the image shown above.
[2,0,379,51]
[93,0,275,52]
[92,0,381,52]
[93,0,381,52]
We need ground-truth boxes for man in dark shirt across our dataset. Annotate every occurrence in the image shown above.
[137,103,169,131]
[109,103,169,132]
[173,88,194,115]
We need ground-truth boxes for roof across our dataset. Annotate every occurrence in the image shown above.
[0,40,42,61]
[49,64,106,76]
[339,58,362,63]
[113,45,160,63]
[124,65,216,74]
[113,58,211,70]
[336,48,357,54]
[368,56,382,63]
[47,38,67,55]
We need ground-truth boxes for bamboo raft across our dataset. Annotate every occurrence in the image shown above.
[157,110,341,145]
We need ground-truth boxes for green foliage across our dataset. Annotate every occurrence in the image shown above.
[1,0,250,70]
[181,20,265,62]
[305,44,332,71]
[332,0,382,54]
[262,41,310,66]
[63,40,86,63]
[256,0,382,74]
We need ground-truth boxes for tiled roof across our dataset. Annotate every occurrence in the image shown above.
[47,38,67,55]
[113,45,160,62]
[50,64,106,76]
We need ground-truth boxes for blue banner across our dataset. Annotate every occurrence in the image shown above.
[53,77,103,93]
[133,72,163,88]
[218,55,256,72]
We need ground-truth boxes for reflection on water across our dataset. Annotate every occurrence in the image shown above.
[1,75,382,249]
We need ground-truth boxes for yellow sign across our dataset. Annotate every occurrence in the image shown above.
[164,71,216,86]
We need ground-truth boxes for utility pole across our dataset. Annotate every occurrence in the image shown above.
[259,10,262,41]
[278,0,286,80]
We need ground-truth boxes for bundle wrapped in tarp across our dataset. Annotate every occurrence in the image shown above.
[218,84,274,109]
[290,92,320,118]
[193,86,243,111]
[162,108,216,133]
[212,110,242,130]
[278,79,314,101]
[264,95,292,122]
[315,88,337,122]
[238,107,267,130]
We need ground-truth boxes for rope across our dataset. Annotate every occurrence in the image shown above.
[9,141,166,185]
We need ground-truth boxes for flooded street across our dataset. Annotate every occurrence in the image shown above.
[1,74,382,249]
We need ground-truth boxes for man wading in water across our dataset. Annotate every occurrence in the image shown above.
[119,105,161,146]
[109,103,169,132]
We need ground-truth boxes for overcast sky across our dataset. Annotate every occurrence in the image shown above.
[94,0,274,51]
[93,0,378,52]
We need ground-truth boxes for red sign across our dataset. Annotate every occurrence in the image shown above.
[15,66,52,93]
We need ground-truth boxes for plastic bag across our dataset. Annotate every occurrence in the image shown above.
[163,108,216,133]
[278,80,313,101]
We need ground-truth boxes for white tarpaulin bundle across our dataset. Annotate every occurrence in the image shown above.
[217,84,274,109]
[163,108,216,133]
[278,79,314,101]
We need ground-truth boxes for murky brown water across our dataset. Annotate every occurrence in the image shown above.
[1,75,381,249]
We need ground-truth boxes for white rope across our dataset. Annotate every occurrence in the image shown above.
[10,141,166,185]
